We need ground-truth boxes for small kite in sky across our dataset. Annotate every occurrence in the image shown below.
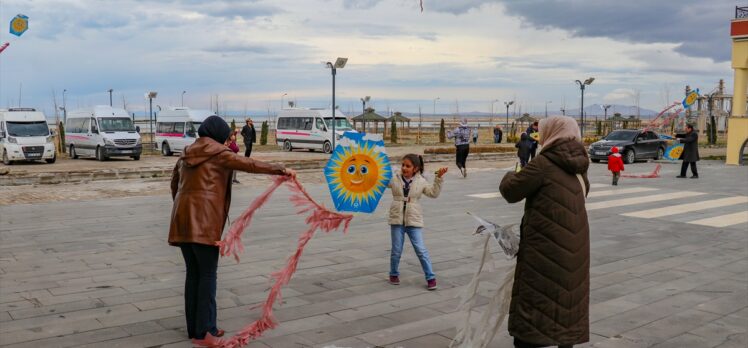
[10,14,28,37]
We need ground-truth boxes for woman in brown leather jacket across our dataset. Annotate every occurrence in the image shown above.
[168,116,295,340]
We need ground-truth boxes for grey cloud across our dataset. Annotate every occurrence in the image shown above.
[342,0,383,9]
[425,0,732,62]
[200,2,281,20]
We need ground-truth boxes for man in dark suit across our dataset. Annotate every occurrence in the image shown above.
[240,118,256,157]
[676,124,699,179]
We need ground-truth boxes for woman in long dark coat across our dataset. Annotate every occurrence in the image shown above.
[499,116,590,348]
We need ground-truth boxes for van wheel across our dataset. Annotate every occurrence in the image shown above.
[96,146,108,161]
[132,155,140,161]
[283,140,293,152]
[45,155,56,164]
[162,142,173,156]
[591,159,600,163]
[70,145,79,159]
[323,141,332,154]
[2,150,11,165]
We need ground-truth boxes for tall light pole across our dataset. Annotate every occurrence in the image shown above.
[545,100,552,118]
[108,89,113,107]
[360,96,370,113]
[326,57,348,150]
[281,93,287,110]
[147,91,158,149]
[181,91,186,107]
[504,100,514,131]
[62,89,68,123]
[490,99,498,125]
[602,104,611,120]
[575,77,595,136]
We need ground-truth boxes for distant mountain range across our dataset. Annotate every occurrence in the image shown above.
[399,104,661,119]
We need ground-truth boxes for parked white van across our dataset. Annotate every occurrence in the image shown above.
[65,105,142,161]
[155,107,214,156]
[0,108,56,164]
[275,108,355,153]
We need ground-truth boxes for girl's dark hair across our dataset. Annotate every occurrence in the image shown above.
[402,153,425,174]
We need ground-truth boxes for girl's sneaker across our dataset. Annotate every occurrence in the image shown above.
[427,279,437,290]
[389,276,400,285]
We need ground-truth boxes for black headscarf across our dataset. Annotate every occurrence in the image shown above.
[198,115,231,144]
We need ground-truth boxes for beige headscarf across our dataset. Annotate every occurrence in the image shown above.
[538,116,581,148]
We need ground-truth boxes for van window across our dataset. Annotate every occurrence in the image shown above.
[277,118,288,130]
[99,117,134,132]
[174,122,185,134]
[157,122,175,133]
[302,117,313,130]
[316,118,325,130]
[6,121,49,137]
[186,122,198,137]
[82,118,91,133]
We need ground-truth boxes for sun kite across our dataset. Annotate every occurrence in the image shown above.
[325,138,391,213]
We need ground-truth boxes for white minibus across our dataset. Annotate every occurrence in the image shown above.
[275,108,355,153]
[155,107,214,156]
[65,105,142,161]
[0,108,56,164]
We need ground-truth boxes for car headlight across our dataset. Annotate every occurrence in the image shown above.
[7,137,17,144]
[136,138,141,145]
[46,136,54,143]
[104,138,115,145]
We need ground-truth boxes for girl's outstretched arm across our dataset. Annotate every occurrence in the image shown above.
[422,168,446,198]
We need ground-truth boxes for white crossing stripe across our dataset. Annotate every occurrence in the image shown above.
[586,191,706,211]
[468,192,502,199]
[590,183,608,188]
[587,187,659,198]
[687,211,748,228]
[622,196,748,219]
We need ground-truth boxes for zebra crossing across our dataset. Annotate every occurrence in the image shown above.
[466,184,748,229]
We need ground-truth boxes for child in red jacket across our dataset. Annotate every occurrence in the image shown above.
[608,146,625,186]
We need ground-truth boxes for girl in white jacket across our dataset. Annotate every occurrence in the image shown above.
[388,154,448,290]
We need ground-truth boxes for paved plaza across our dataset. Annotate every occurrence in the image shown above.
[0,160,746,347]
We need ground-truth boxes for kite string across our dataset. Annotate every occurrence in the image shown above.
[195,176,353,348]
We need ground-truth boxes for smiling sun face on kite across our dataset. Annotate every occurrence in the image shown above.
[340,154,380,193]
[326,143,390,210]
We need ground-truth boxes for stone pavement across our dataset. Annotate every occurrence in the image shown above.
[0,160,746,347]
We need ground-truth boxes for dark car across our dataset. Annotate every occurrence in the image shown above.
[588,129,667,164]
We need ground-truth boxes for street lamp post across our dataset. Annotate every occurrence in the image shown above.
[504,100,514,132]
[147,91,158,149]
[108,89,113,107]
[490,99,498,125]
[281,93,287,110]
[326,58,348,150]
[575,77,595,136]
[560,107,566,116]
[62,89,67,123]
[181,91,186,107]
[602,104,611,120]
[545,100,552,118]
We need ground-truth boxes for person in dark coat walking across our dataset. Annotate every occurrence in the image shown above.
[676,124,699,179]
[526,121,539,160]
[515,132,533,168]
[494,125,503,143]
[500,116,590,348]
[240,118,257,157]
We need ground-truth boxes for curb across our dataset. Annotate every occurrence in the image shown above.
[0,153,516,186]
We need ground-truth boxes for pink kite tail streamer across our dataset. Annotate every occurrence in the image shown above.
[216,175,289,262]
[194,178,352,348]
[620,164,661,178]
[0,42,9,54]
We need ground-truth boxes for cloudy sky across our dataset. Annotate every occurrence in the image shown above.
[0,0,738,117]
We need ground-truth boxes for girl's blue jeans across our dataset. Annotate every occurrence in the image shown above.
[390,225,435,280]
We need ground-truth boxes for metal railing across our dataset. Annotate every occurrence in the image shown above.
[737,6,748,19]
